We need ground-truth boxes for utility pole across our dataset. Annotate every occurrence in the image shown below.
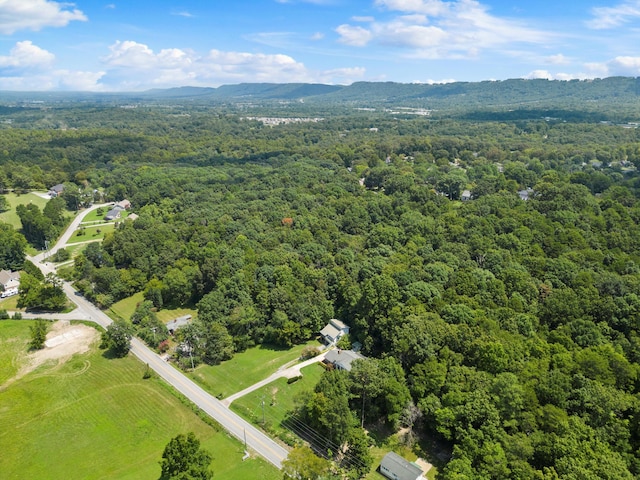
[261,396,265,425]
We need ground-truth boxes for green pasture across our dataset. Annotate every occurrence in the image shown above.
[66,223,114,244]
[231,363,324,430]
[0,321,279,480]
[190,340,321,399]
[0,192,49,229]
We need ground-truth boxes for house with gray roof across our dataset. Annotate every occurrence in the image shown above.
[323,349,365,372]
[379,452,425,480]
[0,269,20,289]
[166,314,192,334]
[319,318,349,345]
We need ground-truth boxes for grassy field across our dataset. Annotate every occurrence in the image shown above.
[0,192,50,228]
[66,223,115,244]
[190,340,321,399]
[0,294,21,311]
[108,292,198,324]
[231,363,324,430]
[0,320,280,480]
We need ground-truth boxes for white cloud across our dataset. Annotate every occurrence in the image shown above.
[336,24,373,46]
[103,40,354,88]
[352,16,375,22]
[0,0,87,34]
[172,11,194,18]
[317,67,366,84]
[0,40,55,69]
[587,1,640,29]
[608,55,640,75]
[337,0,550,59]
[0,41,104,90]
[375,0,450,16]
[546,53,570,65]
[310,32,324,40]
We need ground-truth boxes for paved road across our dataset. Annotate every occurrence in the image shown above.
[24,205,290,469]
[31,203,111,263]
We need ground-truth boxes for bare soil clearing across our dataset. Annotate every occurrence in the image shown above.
[8,321,99,385]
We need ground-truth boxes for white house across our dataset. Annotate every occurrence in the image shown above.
[319,319,349,345]
[323,349,365,372]
[0,270,20,298]
[379,452,425,480]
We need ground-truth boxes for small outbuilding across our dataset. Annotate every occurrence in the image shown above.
[379,452,424,480]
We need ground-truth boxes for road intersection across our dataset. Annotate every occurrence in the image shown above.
[24,204,291,469]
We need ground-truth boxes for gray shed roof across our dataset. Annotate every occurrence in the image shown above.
[380,452,423,480]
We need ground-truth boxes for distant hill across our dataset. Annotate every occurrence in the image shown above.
[0,77,638,119]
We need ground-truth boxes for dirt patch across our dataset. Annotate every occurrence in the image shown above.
[415,457,433,475]
[11,320,99,383]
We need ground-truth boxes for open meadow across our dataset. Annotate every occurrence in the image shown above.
[190,340,321,399]
[0,192,50,229]
[0,320,280,480]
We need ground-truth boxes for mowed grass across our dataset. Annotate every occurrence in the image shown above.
[231,363,325,431]
[0,320,32,384]
[67,223,115,244]
[0,192,49,228]
[0,294,21,312]
[108,292,197,324]
[190,340,320,399]
[0,321,280,480]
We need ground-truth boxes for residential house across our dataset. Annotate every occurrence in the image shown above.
[0,270,20,298]
[48,184,64,197]
[166,314,192,335]
[116,199,131,210]
[323,349,365,372]
[518,188,534,201]
[461,189,472,201]
[104,207,123,221]
[320,318,349,345]
[379,452,425,480]
[125,213,139,222]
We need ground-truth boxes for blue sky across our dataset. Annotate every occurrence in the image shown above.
[0,0,639,90]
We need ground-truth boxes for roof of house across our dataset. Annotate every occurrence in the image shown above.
[324,349,365,371]
[166,315,192,332]
[116,199,131,209]
[380,452,423,480]
[50,184,64,193]
[126,213,139,221]
[320,319,349,340]
[105,208,122,219]
[0,269,20,286]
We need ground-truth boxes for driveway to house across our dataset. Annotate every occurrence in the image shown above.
[31,202,111,264]
[221,349,331,407]
[23,205,290,469]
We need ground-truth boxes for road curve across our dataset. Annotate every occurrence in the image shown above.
[25,205,290,469]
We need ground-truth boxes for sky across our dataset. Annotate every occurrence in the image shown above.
[0,0,639,91]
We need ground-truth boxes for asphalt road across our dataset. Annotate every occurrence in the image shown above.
[25,205,290,469]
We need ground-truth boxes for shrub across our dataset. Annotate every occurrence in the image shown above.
[287,375,302,384]
[0,309,9,320]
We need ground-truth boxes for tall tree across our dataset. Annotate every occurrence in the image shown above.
[160,432,213,480]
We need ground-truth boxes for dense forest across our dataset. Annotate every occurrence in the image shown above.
[3,81,640,478]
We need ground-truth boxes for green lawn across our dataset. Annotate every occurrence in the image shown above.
[0,320,280,480]
[108,292,197,324]
[190,340,320,399]
[80,207,110,223]
[66,223,115,244]
[0,294,21,312]
[0,192,50,228]
[231,363,325,433]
